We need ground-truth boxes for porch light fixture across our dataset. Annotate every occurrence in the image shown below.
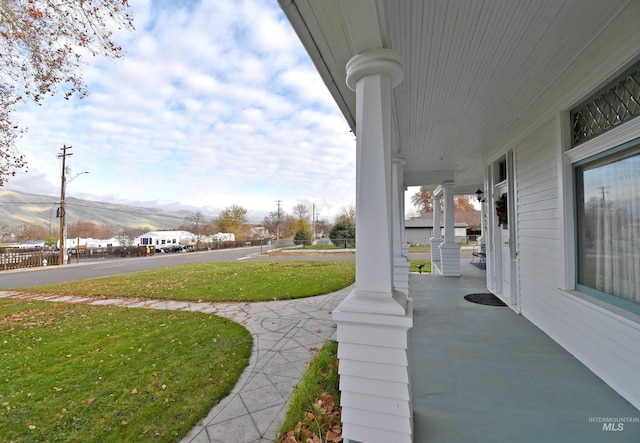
[475,189,485,202]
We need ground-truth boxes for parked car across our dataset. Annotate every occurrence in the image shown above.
[157,245,183,253]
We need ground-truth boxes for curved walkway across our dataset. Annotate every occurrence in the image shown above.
[0,286,351,443]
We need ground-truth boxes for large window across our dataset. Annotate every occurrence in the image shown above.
[575,141,640,307]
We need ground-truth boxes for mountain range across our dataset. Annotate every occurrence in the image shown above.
[0,190,198,231]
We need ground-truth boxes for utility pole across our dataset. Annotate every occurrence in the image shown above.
[58,145,72,265]
[275,200,282,242]
[312,203,316,240]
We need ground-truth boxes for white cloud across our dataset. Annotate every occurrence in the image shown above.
[7,0,355,222]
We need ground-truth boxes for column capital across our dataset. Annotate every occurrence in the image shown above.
[346,48,404,91]
[441,180,456,189]
[392,154,407,165]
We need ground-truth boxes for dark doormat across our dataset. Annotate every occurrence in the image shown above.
[464,293,507,306]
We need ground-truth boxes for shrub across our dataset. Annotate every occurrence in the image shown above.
[329,219,355,248]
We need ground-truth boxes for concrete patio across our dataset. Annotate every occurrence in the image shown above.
[409,258,640,442]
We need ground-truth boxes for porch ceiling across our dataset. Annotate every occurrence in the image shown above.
[280,0,629,192]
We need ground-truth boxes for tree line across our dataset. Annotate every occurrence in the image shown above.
[3,191,478,246]
[1,203,358,246]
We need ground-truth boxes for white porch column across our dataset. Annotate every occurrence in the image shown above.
[476,186,486,248]
[333,49,413,443]
[439,181,461,276]
[393,155,410,296]
[401,187,410,259]
[430,193,443,266]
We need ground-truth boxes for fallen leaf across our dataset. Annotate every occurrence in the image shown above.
[316,329,322,333]
[28,425,36,430]
[131,388,138,394]
[61,408,67,414]
[161,384,167,391]
[86,397,95,405]
[121,421,128,427]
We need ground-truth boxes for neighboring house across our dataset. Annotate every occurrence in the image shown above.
[134,231,196,247]
[245,226,269,240]
[404,219,467,245]
[281,2,640,442]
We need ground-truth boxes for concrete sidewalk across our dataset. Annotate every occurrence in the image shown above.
[0,287,351,443]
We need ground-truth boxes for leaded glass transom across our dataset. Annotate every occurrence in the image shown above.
[571,64,640,146]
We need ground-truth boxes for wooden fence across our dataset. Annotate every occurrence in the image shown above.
[0,250,60,270]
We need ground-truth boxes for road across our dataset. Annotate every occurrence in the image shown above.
[0,247,355,288]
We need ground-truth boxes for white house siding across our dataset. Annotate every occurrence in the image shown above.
[485,1,640,409]
[515,119,563,304]
[513,110,640,408]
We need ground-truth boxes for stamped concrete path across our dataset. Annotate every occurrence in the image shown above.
[0,286,351,443]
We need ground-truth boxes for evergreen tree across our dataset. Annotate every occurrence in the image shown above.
[329,219,355,248]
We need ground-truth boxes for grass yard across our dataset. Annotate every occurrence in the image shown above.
[278,340,341,443]
[0,298,252,442]
[17,261,356,303]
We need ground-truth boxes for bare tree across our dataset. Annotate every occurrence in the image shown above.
[278,215,298,239]
[411,189,437,213]
[67,220,100,238]
[292,203,310,222]
[0,0,133,185]
[98,222,118,239]
[185,211,208,246]
[15,223,48,241]
[262,211,281,237]
[335,204,356,223]
[411,188,477,215]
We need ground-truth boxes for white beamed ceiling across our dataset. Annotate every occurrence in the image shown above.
[282,0,630,191]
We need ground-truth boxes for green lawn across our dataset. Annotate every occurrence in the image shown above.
[17,261,356,303]
[278,340,340,442]
[0,298,252,442]
[2,261,356,441]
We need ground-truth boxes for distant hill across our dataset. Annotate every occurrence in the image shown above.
[0,190,197,231]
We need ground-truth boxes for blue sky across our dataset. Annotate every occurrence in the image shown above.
[6,0,359,223]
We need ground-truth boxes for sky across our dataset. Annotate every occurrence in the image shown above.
[5,0,366,224]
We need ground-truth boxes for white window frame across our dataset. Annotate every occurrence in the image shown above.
[564,116,640,315]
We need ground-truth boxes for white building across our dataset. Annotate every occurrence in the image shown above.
[281,1,640,442]
[134,230,196,248]
[66,237,123,248]
[210,232,235,242]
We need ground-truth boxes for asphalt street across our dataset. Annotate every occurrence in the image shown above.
[0,246,355,288]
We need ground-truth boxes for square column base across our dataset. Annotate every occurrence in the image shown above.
[439,242,461,276]
[430,237,443,264]
[394,255,410,296]
[333,290,414,443]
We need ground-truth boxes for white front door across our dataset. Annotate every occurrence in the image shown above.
[501,222,511,299]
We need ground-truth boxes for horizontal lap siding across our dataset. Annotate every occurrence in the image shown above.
[514,120,640,408]
[515,120,561,288]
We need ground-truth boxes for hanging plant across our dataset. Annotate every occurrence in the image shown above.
[495,194,508,227]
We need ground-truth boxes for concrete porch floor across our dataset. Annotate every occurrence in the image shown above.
[409,259,640,443]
